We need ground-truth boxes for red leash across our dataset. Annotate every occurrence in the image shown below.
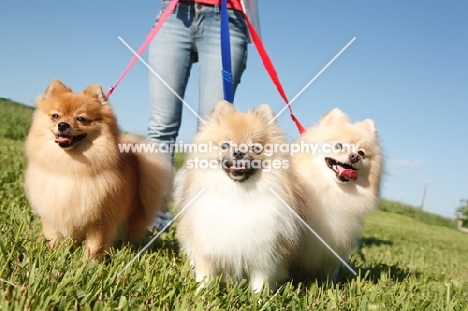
[106,0,180,98]
[241,9,306,134]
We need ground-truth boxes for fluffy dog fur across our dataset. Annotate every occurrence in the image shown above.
[292,108,382,280]
[174,100,309,292]
[24,79,173,258]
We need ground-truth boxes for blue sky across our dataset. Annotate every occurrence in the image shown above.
[1,1,467,218]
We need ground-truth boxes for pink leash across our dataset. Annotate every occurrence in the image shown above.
[106,0,180,98]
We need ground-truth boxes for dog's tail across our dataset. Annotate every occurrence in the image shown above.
[121,134,174,240]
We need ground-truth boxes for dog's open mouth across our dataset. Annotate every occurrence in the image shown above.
[229,165,247,176]
[325,157,358,182]
[55,133,87,148]
[222,159,256,182]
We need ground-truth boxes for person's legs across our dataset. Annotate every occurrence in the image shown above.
[148,1,196,158]
[194,5,248,124]
[148,1,196,230]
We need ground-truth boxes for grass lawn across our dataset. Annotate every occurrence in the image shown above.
[1,99,467,310]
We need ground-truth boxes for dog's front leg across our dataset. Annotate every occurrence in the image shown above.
[193,252,217,292]
[41,219,61,249]
[85,224,117,259]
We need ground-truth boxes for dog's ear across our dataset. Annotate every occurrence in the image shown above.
[252,104,276,124]
[209,100,237,121]
[355,118,377,134]
[320,108,350,126]
[43,79,72,99]
[82,84,107,105]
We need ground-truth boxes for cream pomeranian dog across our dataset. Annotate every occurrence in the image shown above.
[292,108,382,280]
[174,100,309,292]
[24,79,173,258]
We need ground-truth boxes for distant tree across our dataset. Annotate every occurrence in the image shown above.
[456,200,468,231]
[456,199,468,218]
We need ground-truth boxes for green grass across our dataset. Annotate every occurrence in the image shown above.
[0,98,34,141]
[1,99,468,310]
[379,199,457,229]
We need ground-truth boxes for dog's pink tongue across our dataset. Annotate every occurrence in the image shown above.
[230,166,246,173]
[55,135,73,144]
[337,166,358,181]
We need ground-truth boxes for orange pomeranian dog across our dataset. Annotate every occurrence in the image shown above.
[24,79,173,258]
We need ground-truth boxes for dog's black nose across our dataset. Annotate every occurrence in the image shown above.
[57,122,70,132]
[233,149,245,160]
[349,153,361,164]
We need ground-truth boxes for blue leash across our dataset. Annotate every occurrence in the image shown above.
[220,0,234,103]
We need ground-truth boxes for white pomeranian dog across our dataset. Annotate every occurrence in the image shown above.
[292,108,383,280]
[174,100,309,291]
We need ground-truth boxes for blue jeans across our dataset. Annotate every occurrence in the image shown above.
[147,1,249,152]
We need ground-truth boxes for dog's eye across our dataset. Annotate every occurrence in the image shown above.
[250,143,263,154]
[220,142,230,151]
[51,114,59,119]
[358,149,366,157]
[334,143,343,150]
[76,117,87,123]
